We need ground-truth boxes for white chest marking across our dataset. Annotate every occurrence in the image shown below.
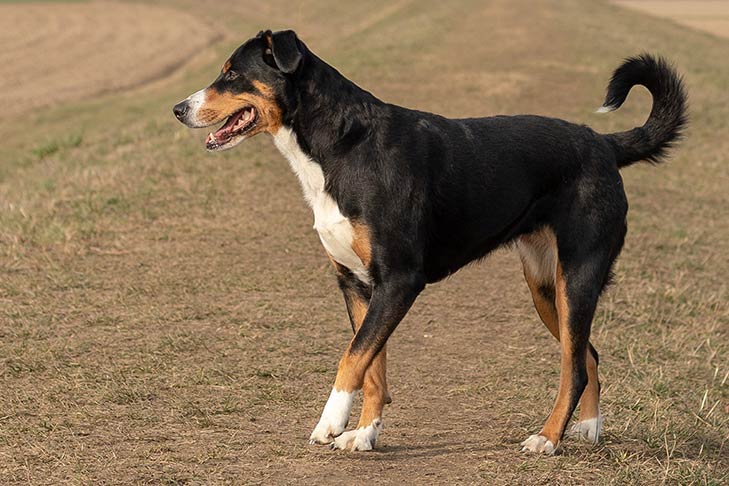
[272,127,371,283]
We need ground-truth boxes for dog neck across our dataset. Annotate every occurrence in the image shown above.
[286,51,383,165]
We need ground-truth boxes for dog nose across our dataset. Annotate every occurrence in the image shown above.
[173,101,188,120]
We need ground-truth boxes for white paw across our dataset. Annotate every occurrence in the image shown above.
[520,434,556,454]
[309,419,344,444]
[308,388,355,445]
[568,415,603,444]
[331,418,382,451]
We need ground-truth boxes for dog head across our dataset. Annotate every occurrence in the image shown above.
[173,30,303,151]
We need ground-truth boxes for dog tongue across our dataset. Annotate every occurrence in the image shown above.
[211,116,238,142]
[207,108,255,145]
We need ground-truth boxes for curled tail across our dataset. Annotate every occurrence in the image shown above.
[598,54,688,168]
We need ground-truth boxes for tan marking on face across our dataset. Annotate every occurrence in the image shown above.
[251,80,283,133]
[351,222,372,268]
[195,82,283,136]
[222,59,232,74]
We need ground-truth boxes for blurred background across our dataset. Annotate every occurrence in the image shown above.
[1,1,727,483]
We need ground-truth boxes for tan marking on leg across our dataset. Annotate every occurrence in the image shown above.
[333,328,390,396]
[348,294,368,326]
[358,345,387,427]
[580,351,600,420]
[351,222,372,268]
[333,345,370,392]
[331,256,389,425]
[523,268,559,340]
[518,228,557,286]
[539,263,577,445]
[521,235,600,423]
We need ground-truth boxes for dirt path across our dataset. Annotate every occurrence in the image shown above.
[0,1,219,119]
[0,0,727,484]
[613,1,729,39]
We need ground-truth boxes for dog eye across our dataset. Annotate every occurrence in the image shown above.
[225,70,239,81]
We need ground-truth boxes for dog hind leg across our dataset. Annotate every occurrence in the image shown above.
[518,229,607,452]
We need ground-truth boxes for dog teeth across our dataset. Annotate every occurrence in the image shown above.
[207,133,216,143]
[234,112,251,130]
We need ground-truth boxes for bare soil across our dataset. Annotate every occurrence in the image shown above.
[614,1,729,40]
[0,1,219,118]
[0,0,727,484]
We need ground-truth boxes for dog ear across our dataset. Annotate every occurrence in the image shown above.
[265,30,302,74]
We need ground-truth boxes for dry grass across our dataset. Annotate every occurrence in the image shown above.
[613,1,729,40]
[0,0,727,484]
[0,0,220,118]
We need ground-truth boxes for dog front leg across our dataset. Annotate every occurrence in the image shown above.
[309,272,424,449]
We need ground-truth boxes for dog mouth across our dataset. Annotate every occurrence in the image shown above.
[205,106,258,150]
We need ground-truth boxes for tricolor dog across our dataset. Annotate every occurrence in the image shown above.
[173,30,687,454]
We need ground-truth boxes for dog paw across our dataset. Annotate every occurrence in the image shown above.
[330,419,382,451]
[520,434,556,454]
[308,389,355,444]
[568,415,603,444]
[309,419,345,444]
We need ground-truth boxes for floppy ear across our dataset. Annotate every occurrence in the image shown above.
[266,30,302,74]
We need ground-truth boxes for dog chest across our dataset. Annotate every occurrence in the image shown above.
[273,128,371,283]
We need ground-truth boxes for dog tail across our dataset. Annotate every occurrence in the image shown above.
[598,54,687,168]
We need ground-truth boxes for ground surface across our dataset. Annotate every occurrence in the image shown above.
[0,1,219,117]
[614,1,729,40]
[0,0,727,484]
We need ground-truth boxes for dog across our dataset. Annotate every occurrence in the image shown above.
[173,30,686,454]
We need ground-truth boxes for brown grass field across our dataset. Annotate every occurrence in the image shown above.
[614,1,729,40]
[0,1,219,118]
[0,0,727,484]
